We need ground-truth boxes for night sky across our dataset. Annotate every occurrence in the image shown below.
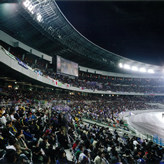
[56,1,164,66]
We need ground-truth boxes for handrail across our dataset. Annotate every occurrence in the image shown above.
[55,131,59,148]
[82,117,154,145]
[72,119,81,141]
[67,133,77,164]
[82,117,135,134]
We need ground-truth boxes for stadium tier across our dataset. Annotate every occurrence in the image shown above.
[1,44,164,95]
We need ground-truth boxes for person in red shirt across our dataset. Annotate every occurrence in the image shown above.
[72,140,80,151]
[45,125,53,136]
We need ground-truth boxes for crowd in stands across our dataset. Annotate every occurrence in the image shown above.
[0,86,162,109]
[2,42,164,94]
[0,42,48,73]
[43,73,164,93]
[70,122,164,164]
[0,86,99,103]
[2,42,164,163]
[71,101,160,123]
[0,97,163,164]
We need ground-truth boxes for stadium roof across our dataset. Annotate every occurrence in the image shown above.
[0,0,162,73]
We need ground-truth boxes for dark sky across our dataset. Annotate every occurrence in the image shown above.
[56,1,164,66]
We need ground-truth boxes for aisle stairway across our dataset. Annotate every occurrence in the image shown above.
[65,149,73,161]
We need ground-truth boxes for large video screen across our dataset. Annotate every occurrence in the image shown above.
[57,56,78,77]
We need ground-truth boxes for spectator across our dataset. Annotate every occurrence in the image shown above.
[14,110,20,120]
[94,151,105,164]
[1,112,7,125]
[31,141,43,163]
[15,131,32,160]
[23,127,35,141]
[72,140,80,151]
[15,118,23,130]
[57,150,70,164]
[78,149,90,163]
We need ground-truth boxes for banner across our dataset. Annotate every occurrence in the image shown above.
[16,58,28,69]
[80,87,84,90]
[52,80,59,87]
[65,83,70,87]
[58,81,63,87]
[55,80,58,86]
[2,48,16,60]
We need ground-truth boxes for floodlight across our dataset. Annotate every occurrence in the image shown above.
[148,69,154,73]
[119,63,123,68]
[27,4,34,14]
[23,0,30,8]
[36,13,42,22]
[139,68,146,72]
[131,66,138,71]
[124,64,130,69]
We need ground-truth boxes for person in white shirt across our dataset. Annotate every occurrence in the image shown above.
[92,139,97,148]
[133,140,139,146]
[15,105,19,111]
[6,145,16,151]
[107,146,112,153]
[94,152,105,164]
[10,113,16,122]
[78,150,90,163]
[9,110,16,122]
[1,113,7,125]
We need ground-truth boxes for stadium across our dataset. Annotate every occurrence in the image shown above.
[0,0,164,163]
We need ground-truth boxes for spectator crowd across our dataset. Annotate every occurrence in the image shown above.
[0,98,163,164]
[2,42,164,94]
[1,42,164,164]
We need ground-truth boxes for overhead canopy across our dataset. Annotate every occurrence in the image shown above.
[0,0,161,73]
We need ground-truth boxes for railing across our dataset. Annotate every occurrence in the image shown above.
[55,131,59,148]
[103,157,110,164]
[67,133,77,164]
[82,117,155,145]
[0,102,31,108]
[152,135,164,146]
[82,117,135,137]
[70,117,81,141]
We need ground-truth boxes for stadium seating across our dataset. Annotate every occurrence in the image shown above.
[0,90,163,163]
[1,43,164,94]
[1,43,164,164]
